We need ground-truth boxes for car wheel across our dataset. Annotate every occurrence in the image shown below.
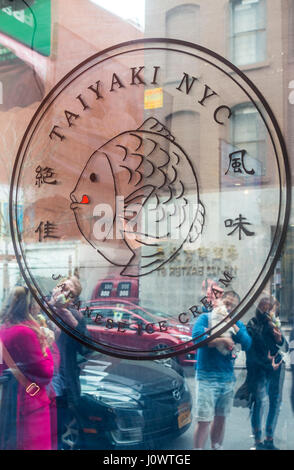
[61,411,84,450]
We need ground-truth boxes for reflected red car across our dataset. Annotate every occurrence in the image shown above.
[87,298,192,334]
[82,304,195,366]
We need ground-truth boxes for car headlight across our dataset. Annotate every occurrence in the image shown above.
[85,387,140,409]
[169,334,192,342]
[98,392,139,408]
[110,427,143,445]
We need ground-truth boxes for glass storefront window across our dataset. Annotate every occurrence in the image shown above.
[230,0,266,66]
[0,0,293,456]
[231,104,267,175]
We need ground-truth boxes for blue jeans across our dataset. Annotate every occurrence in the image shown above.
[251,363,285,442]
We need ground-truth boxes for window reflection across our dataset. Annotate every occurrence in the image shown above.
[231,103,266,176]
[165,3,200,41]
[166,110,200,172]
[230,0,266,66]
[0,43,44,110]
[165,4,200,79]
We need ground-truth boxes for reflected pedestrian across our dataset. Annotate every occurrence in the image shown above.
[0,286,55,450]
[246,297,288,450]
[192,290,252,450]
[49,274,87,449]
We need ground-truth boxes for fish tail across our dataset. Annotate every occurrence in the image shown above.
[188,200,205,243]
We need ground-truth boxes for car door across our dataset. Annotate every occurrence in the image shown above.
[87,308,116,347]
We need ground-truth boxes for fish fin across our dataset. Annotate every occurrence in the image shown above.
[120,248,162,277]
[137,117,175,142]
[188,201,205,243]
[124,184,155,207]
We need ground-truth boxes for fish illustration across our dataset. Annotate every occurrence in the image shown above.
[70,117,205,276]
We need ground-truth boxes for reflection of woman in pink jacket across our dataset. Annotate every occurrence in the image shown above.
[0,286,55,450]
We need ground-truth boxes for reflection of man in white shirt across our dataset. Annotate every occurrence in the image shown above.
[192,291,252,450]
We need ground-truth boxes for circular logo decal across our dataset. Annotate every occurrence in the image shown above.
[10,39,290,360]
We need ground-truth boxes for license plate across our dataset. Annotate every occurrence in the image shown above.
[177,405,191,429]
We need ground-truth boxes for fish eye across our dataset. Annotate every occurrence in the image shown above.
[90,173,98,182]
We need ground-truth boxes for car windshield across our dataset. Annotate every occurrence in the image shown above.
[85,300,175,325]
[143,306,174,319]
[127,306,172,323]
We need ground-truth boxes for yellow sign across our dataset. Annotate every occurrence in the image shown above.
[144,87,163,109]
[177,405,191,429]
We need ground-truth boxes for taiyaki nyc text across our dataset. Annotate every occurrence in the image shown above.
[49,65,233,277]
[49,68,233,142]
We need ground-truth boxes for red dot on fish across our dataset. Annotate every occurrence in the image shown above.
[81,194,89,204]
